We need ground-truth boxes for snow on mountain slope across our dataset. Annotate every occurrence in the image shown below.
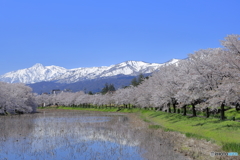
[0,59,180,84]
[0,63,67,84]
[53,60,166,83]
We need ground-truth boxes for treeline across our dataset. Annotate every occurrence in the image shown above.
[130,74,147,87]
[36,35,240,120]
[0,82,37,115]
[101,83,116,94]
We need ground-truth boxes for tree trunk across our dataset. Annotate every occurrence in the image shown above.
[220,102,225,121]
[167,103,171,113]
[182,105,187,116]
[168,107,171,113]
[235,103,240,111]
[177,109,180,113]
[206,107,209,118]
[173,103,176,113]
[192,104,197,117]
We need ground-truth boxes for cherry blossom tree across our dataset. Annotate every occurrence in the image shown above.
[0,82,37,114]
[33,34,240,121]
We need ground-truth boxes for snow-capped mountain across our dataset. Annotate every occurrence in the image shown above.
[0,63,67,84]
[0,59,180,84]
[53,61,165,83]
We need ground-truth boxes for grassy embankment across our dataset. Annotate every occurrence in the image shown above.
[40,106,240,153]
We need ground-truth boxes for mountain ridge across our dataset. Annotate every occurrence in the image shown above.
[0,59,180,84]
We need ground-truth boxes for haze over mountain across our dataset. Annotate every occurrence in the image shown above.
[0,59,180,84]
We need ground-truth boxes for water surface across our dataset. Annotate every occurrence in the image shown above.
[0,110,189,160]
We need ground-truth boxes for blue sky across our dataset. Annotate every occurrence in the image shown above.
[0,0,239,75]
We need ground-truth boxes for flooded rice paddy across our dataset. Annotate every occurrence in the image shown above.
[0,109,190,160]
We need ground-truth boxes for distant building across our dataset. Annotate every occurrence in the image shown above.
[63,89,72,92]
[51,89,61,94]
[41,92,49,95]
[51,89,72,94]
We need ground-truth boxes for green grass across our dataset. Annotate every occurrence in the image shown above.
[168,105,240,120]
[148,125,161,129]
[185,132,212,142]
[222,142,240,152]
[141,110,240,152]
[143,118,151,123]
[54,106,141,113]
[39,106,240,152]
[225,108,240,120]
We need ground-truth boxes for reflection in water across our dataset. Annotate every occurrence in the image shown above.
[0,110,189,160]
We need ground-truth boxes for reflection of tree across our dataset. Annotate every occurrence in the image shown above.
[0,114,35,138]
[0,114,36,159]
[0,111,186,160]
